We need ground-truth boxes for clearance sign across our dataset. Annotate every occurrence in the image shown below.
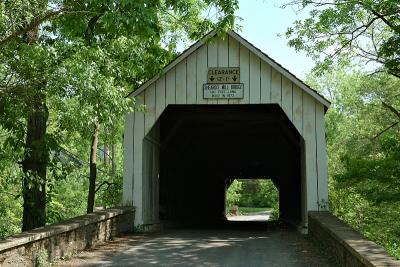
[204,67,243,99]
[207,67,240,84]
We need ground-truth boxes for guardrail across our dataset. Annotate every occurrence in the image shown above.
[308,211,400,267]
[0,207,134,266]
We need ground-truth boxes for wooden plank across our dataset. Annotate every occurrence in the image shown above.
[130,31,216,98]
[303,94,318,211]
[292,85,303,134]
[316,103,329,210]
[175,59,187,104]
[133,93,145,225]
[131,31,330,109]
[228,35,240,104]
[217,37,229,104]
[142,138,150,223]
[228,31,330,108]
[249,52,261,104]
[153,144,160,222]
[271,68,281,106]
[207,40,218,104]
[165,67,176,106]
[144,83,156,135]
[186,52,197,104]
[196,46,208,104]
[282,76,293,120]
[239,44,250,104]
[260,61,271,104]
[155,75,165,120]
[122,112,134,206]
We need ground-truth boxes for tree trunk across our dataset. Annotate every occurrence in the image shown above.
[111,143,116,177]
[87,122,100,213]
[21,92,49,231]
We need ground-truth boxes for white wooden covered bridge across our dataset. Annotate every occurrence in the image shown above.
[123,30,330,230]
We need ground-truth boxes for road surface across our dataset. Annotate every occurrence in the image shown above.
[227,211,272,222]
[56,223,334,266]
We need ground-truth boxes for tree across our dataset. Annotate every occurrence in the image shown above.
[226,180,242,207]
[1,0,239,230]
[307,69,400,258]
[283,0,400,78]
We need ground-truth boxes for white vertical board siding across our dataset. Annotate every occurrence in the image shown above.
[133,93,145,225]
[260,61,271,104]
[176,60,187,104]
[122,112,134,206]
[218,37,229,104]
[303,94,319,211]
[153,143,160,222]
[166,67,176,105]
[228,35,240,104]
[142,138,150,223]
[196,46,207,104]
[142,137,160,224]
[186,53,197,104]
[207,40,218,104]
[155,76,165,120]
[145,83,156,135]
[271,68,282,106]
[282,76,293,120]
[239,44,250,104]
[316,103,329,209]
[250,52,261,104]
[292,85,303,134]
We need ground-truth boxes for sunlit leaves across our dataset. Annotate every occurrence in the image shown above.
[284,0,400,77]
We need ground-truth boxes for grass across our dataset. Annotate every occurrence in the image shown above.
[238,207,271,214]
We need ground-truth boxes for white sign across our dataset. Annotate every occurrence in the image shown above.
[203,83,244,99]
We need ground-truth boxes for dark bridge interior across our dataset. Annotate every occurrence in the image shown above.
[159,105,303,226]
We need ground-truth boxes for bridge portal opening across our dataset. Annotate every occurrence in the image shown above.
[225,179,279,222]
[158,104,304,227]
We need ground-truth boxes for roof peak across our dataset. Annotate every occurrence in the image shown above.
[128,30,330,108]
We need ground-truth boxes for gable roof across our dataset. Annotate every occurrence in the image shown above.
[128,30,330,108]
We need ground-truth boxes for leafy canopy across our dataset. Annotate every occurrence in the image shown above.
[284,0,400,78]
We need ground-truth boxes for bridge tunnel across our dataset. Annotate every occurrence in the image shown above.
[158,104,304,226]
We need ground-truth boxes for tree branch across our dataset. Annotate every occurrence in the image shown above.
[370,121,399,141]
[95,180,116,193]
[0,8,67,47]
[357,1,399,34]
[382,101,400,119]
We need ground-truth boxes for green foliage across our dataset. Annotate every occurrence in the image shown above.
[308,69,400,259]
[238,179,278,209]
[35,249,49,267]
[226,179,279,219]
[0,0,239,237]
[284,0,400,77]
[226,180,242,207]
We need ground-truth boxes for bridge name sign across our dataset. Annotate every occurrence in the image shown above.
[203,83,244,99]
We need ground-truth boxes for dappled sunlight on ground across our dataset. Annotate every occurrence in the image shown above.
[57,225,334,267]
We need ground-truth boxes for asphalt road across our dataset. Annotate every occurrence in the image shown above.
[57,223,334,267]
[227,211,272,222]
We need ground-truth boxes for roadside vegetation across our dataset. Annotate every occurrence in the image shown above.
[0,0,238,237]
[226,179,279,219]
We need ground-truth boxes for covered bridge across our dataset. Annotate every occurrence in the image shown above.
[123,31,330,230]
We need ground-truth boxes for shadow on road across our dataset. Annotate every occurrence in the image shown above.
[57,221,334,267]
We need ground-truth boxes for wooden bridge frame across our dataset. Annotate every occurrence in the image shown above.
[123,31,330,229]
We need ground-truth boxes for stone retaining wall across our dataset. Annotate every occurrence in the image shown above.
[0,207,134,266]
[309,211,400,267]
